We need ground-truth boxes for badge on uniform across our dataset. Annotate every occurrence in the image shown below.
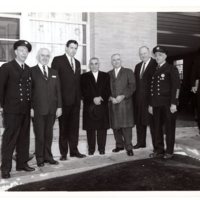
[52,75,57,78]
[160,74,165,80]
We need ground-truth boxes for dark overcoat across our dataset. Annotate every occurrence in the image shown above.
[81,71,110,130]
[108,67,136,129]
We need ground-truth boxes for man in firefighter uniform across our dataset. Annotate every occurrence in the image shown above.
[0,40,35,179]
[148,46,180,159]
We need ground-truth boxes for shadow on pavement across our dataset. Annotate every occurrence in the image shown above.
[9,154,200,191]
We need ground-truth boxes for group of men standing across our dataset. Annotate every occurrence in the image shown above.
[0,39,180,179]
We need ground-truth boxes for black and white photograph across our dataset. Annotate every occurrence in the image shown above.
[0,0,200,199]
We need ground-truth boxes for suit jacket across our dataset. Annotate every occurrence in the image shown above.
[81,71,111,130]
[51,54,81,106]
[150,62,180,107]
[108,67,136,129]
[0,59,31,114]
[134,58,157,125]
[31,65,62,115]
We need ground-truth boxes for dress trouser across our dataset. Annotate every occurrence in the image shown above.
[113,127,133,151]
[86,129,107,153]
[58,104,80,156]
[136,116,155,149]
[1,113,30,172]
[33,114,55,164]
[152,106,176,154]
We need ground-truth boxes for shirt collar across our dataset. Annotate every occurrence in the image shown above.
[143,58,151,66]
[66,53,74,62]
[159,61,166,67]
[92,71,99,75]
[38,63,48,73]
[115,66,121,72]
[15,59,25,68]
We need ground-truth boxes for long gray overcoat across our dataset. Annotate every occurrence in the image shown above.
[108,67,136,129]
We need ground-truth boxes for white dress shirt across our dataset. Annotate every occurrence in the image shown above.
[115,67,121,78]
[140,58,151,75]
[38,63,48,77]
[92,71,99,82]
[66,53,76,72]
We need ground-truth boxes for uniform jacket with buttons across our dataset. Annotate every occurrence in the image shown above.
[149,62,180,107]
[31,65,62,115]
[0,59,31,114]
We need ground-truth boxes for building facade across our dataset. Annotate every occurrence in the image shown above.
[0,12,157,72]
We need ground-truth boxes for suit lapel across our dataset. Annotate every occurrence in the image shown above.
[89,71,96,85]
[64,54,78,74]
[13,59,24,73]
[47,67,52,81]
[137,62,143,78]
[36,65,48,81]
[141,59,152,78]
[96,71,103,91]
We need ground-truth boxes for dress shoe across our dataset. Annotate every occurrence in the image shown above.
[149,152,164,158]
[99,151,105,155]
[133,144,146,149]
[44,160,59,165]
[16,164,35,172]
[70,152,86,158]
[60,155,67,161]
[127,150,134,156]
[163,153,174,160]
[37,163,45,167]
[88,152,94,155]
[1,171,10,179]
[112,147,124,153]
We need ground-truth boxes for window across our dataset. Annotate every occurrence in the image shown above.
[0,15,20,63]
[174,59,183,80]
[0,12,89,71]
[27,12,88,70]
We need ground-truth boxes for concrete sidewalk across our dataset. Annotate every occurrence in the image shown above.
[0,121,200,191]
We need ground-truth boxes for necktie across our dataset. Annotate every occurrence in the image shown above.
[70,57,75,73]
[42,65,48,80]
[140,62,146,78]
[21,64,24,70]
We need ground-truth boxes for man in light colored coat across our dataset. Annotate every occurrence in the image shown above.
[108,54,136,156]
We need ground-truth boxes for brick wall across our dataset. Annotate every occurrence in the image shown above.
[89,12,157,72]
